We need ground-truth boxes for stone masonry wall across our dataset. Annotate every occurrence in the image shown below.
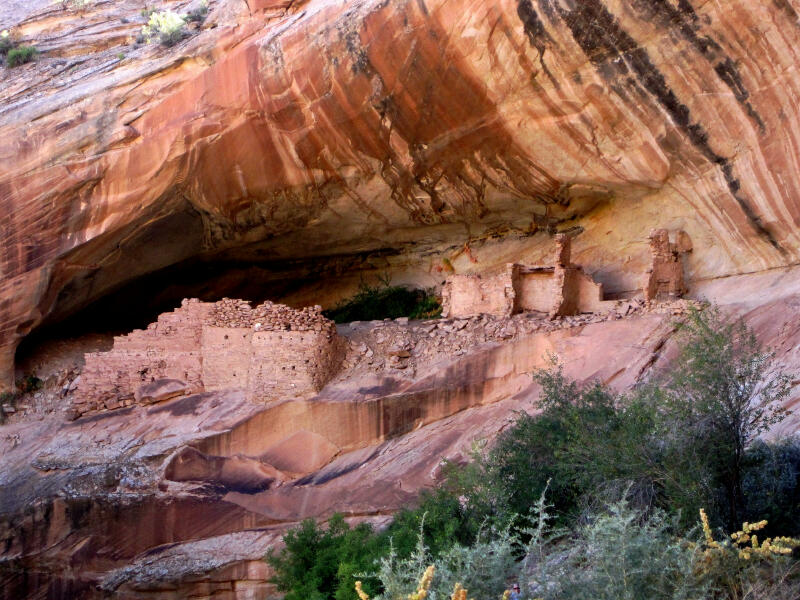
[441,264,517,318]
[71,299,341,418]
[442,234,613,319]
[72,299,212,416]
[248,329,343,401]
[643,229,692,301]
[201,326,253,392]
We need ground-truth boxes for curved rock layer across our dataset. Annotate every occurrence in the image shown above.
[3,0,800,389]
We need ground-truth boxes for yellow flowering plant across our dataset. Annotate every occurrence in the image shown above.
[700,508,799,562]
[140,10,187,46]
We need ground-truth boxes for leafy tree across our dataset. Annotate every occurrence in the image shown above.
[663,307,790,528]
[267,515,385,600]
[487,363,662,526]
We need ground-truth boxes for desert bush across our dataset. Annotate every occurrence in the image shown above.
[6,45,38,67]
[697,508,800,598]
[324,279,441,323]
[266,514,389,600]
[16,374,42,394]
[0,30,14,56]
[523,500,709,600]
[58,0,92,10]
[185,1,209,23]
[361,518,518,600]
[141,10,188,46]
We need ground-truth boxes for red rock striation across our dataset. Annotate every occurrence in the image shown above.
[3,0,800,597]
[3,0,800,390]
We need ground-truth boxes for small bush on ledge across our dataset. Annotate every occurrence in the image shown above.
[185,1,209,24]
[6,45,38,67]
[0,30,14,56]
[139,2,208,47]
[141,10,188,47]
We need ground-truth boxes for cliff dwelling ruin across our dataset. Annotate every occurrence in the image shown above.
[442,229,690,318]
[643,229,693,301]
[66,229,691,420]
[71,299,343,418]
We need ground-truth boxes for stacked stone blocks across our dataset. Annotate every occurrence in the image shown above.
[442,234,610,319]
[72,299,342,418]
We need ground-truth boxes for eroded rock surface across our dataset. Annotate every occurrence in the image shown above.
[4,0,800,597]
[4,0,800,390]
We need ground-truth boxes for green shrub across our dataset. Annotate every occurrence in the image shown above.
[16,374,42,394]
[477,363,664,528]
[6,45,38,67]
[524,501,709,600]
[384,488,486,557]
[0,30,14,56]
[323,280,441,323]
[59,0,92,9]
[185,1,209,23]
[266,490,484,600]
[365,519,518,600]
[266,514,388,600]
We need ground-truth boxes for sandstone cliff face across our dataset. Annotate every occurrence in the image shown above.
[3,0,800,390]
[3,1,800,597]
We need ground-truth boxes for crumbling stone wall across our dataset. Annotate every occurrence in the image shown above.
[73,299,212,416]
[249,329,342,401]
[441,264,517,318]
[442,234,611,319]
[549,235,608,317]
[71,299,342,418]
[202,299,342,401]
[642,229,692,301]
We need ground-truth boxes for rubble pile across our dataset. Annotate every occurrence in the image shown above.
[207,299,333,333]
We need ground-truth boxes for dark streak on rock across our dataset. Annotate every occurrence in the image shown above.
[516,0,560,89]
[553,0,784,253]
[535,0,557,23]
[630,0,765,133]
[772,0,800,22]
